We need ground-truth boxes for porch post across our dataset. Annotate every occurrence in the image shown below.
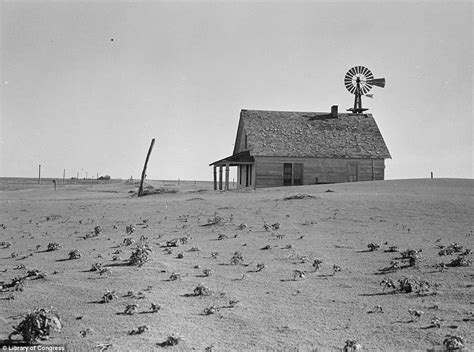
[213,166,217,190]
[225,163,230,191]
[219,166,223,190]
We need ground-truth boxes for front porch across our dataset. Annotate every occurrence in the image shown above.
[209,151,255,190]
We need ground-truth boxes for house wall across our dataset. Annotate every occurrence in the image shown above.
[254,156,385,188]
[237,164,256,189]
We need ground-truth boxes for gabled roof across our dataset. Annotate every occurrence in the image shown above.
[233,109,391,159]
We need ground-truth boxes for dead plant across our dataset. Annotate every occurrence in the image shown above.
[202,213,224,226]
[400,249,422,267]
[230,251,244,265]
[443,334,464,350]
[26,270,46,279]
[408,309,424,321]
[293,269,306,281]
[238,223,247,230]
[68,249,81,260]
[122,238,135,246]
[203,268,213,276]
[1,241,12,249]
[447,255,472,267]
[193,283,211,296]
[129,325,148,335]
[343,339,362,351]
[380,278,396,291]
[169,273,181,281]
[203,305,218,315]
[126,225,135,235]
[47,243,61,251]
[158,334,182,347]
[369,306,383,313]
[312,259,323,272]
[129,243,152,267]
[333,264,342,274]
[124,304,138,315]
[8,307,62,344]
[94,226,103,235]
[430,316,442,328]
[384,246,399,252]
[150,303,162,313]
[367,243,380,251]
[102,290,118,303]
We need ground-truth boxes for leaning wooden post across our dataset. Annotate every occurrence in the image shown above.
[138,138,156,197]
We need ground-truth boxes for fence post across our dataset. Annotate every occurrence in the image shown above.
[138,138,156,197]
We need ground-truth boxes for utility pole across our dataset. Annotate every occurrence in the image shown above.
[63,169,66,184]
[138,138,156,197]
[38,164,41,184]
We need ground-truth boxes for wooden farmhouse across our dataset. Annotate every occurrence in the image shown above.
[210,106,391,190]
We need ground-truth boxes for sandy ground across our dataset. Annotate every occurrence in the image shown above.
[0,178,472,351]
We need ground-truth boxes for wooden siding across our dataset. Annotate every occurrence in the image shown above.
[254,156,385,188]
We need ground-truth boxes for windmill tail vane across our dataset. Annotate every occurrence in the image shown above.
[344,66,385,113]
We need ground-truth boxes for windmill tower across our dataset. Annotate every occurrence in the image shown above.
[344,66,385,113]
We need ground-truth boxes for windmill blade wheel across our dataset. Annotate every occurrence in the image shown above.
[344,66,374,95]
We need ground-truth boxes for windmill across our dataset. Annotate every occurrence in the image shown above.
[344,66,385,113]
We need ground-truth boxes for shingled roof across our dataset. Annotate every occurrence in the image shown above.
[234,109,391,159]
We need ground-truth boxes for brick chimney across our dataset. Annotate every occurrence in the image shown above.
[331,105,338,118]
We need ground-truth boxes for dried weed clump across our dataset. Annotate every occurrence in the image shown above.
[157,334,182,347]
[126,225,136,235]
[129,243,152,267]
[343,339,362,351]
[447,255,472,267]
[8,307,62,344]
[124,304,138,315]
[68,249,82,260]
[150,303,162,313]
[1,241,12,248]
[367,243,380,251]
[193,283,211,296]
[122,238,135,246]
[129,325,148,335]
[102,290,118,303]
[443,334,464,350]
[47,243,61,251]
[230,251,244,265]
[312,259,323,272]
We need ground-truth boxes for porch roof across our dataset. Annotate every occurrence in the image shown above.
[209,150,255,167]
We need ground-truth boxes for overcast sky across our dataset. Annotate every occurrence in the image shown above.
[1,1,472,181]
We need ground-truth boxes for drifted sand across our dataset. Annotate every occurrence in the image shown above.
[0,178,472,351]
